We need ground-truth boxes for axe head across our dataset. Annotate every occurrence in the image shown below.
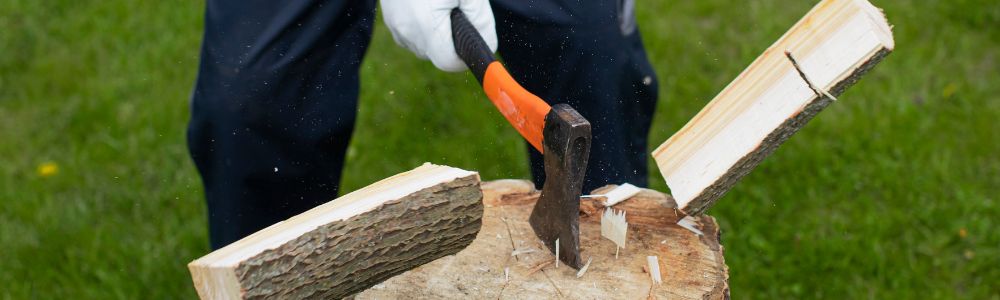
[529,104,592,269]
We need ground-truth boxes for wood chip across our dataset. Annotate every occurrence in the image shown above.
[510,248,536,257]
[554,238,560,268]
[576,257,594,278]
[604,183,642,206]
[677,216,704,236]
[647,256,662,284]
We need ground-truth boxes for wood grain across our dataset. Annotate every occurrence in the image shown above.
[652,0,894,216]
[358,180,729,299]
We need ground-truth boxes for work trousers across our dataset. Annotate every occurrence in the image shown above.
[188,0,659,249]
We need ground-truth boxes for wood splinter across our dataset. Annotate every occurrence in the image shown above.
[576,257,594,278]
[601,208,628,258]
[511,248,536,257]
[677,216,705,237]
[647,256,662,284]
[526,260,553,276]
[554,238,560,268]
[581,183,642,206]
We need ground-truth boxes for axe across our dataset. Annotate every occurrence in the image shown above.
[451,8,592,269]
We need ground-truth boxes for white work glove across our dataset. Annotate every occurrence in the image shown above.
[380,0,498,72]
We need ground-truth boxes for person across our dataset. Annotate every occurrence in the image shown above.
[187,0,659,249]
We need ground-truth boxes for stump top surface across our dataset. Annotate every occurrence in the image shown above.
[358,180,729,299]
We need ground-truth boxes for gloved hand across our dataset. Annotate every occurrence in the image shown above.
[381,0,498,72]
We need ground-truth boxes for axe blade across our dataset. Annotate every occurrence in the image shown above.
[529,104,591,269]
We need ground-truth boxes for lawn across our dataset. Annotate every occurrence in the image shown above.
[1,0,997,298]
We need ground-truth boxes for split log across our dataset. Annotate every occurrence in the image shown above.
[358,180,729,299]
[188,163,483,299]
[652,0,894,216]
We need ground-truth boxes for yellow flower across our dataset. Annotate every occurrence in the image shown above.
[942,82,958,98]
[37,162,59,177]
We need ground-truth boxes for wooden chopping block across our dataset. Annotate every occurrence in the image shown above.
[357,180,730,299]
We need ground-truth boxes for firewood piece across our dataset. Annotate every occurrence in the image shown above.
[358,179,729,299]
[187,163,483,299]
[652,0,894,216]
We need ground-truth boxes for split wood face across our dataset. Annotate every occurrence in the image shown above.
[651,0,894,216]
[530,104,592,270]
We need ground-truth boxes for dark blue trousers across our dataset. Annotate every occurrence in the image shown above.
[188,0,659,249]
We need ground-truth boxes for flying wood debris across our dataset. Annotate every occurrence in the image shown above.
[581,183,641,207]
[650,0,894,216]
[603,183,641,206]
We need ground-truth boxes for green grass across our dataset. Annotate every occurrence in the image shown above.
[1,0,997,298]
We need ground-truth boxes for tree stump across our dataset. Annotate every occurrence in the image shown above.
[357,180,729,299]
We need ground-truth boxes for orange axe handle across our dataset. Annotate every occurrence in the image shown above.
[481,62,550,152]
[451,9,549,153]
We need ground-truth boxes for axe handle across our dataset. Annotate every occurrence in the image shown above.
[451,8,550,152]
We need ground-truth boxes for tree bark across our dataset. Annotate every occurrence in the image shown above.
[357,180,730,299]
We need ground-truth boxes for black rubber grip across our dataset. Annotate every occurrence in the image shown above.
[450,8,495,83]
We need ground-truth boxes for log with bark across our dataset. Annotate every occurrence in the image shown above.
[357,180,730,299]
[652,0,894,216]
[188,163,483,299]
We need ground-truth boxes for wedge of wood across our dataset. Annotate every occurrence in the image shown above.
[188,163,483,299]
[652,0,894,216]
[357,180,729,299]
